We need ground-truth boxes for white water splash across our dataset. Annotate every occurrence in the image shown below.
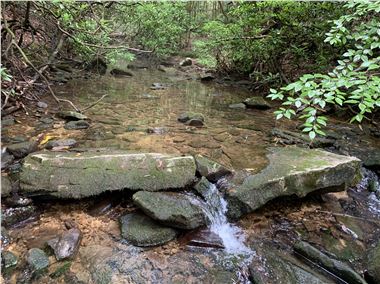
[200,182,252,255]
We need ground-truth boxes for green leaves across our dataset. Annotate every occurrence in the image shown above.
[269,1,380,140]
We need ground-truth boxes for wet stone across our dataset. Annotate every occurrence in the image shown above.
[2,251,18,269]
[26,248,49,272]
[1,205,37,227]
[185,119,204,127]
[133,191,207,230]
[1,175,13,197]
[6,141,37,158]
[64,120,90,130]
[110,68,134,77]
[184,228,224,249]
[229,103,246,109]
[47,228,82,260]
[367,241,380,284]
[57,111,88,121]
[178,112,205,123]
[37,101,48,109]
[39,117,54,124]
[243,97,271,109]
[294,241,366,284]
[194,155,232,183]
[150,83,168,90]
[1,226,11,247]
[119,212,177,247]
[45,139,77,149]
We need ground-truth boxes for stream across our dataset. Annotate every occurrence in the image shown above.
[1,66,380,283]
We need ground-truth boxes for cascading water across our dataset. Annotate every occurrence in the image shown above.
[199,181,252,255]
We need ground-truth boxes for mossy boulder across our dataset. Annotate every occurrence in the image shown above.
[19,151,196,198]
[226,146,361,219]
[367,241,380,283]
[7,141,37,158]
[243,97,271,109]
[119,212,177,247]
[26,248,49,272]
[133,191,207,229]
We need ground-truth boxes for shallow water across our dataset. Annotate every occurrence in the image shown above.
[2,68,380,283]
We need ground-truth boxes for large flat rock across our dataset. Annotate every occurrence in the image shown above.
[19,151,196,198]
[226,147,361,219]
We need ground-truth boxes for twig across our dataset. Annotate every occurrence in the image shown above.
[81,94,108,112]
[58,99,80,113]
[56,23,152,53]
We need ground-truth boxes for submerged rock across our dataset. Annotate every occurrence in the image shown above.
[294,241,366,284]
[1,251,18,270]
[110,68,134,77]
[64,120,90,130]
[47,228,82,260]
[119,212,177,247]
[26,248,49,272]
[367,241,380,284]
[183,228,224,249]
[249,243,334,284]
[20,151,196,198]
[133,191,207,229]
[194,155,231,183]
[1,175,12,197]
[229,103,246,109]
[57,111,88,121]
[1,205,37,227]
[226,146,361,219]
[45,139,77,150]
[177,112,205,123]
[243,97,271,109]
[1,150,14,170]
[7,141,37,158]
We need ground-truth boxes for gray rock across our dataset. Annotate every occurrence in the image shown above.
[367,241,380,283]
[249,243,334,284]
[294,241,366,284]
[194,155,231,183]
[229,103,246,109]
[57,111,88,121]
[47,228,82,260]
[179,58,192,67]
[20,151,196,198]
[119,212,177,247]
[7,141,37,158]
[1,205,37,227]
[39,117,54,124]
[1,151,14,170]
[150,83,167,90]
[45,139,77,149]
[177,112,205,123]
[194,177,212,198]
[37,101,48,109]
[226,147,361,219]
[26,248,49,271]
[1,175,13,197]
[2,251,18,269]
[64,120,90,130]
[200,73,215,81]
[133,191,206,229]
[185,119,204,127]
[243,97,271,109]
[110,68,134,77]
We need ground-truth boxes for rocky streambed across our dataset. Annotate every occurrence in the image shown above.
[1,64,380,283]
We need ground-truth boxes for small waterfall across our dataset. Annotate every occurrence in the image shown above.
[357,168,380,215]
[200,182,252,255]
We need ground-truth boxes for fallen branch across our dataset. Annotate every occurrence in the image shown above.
[56,23,152,53]
[81,94,108,112]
